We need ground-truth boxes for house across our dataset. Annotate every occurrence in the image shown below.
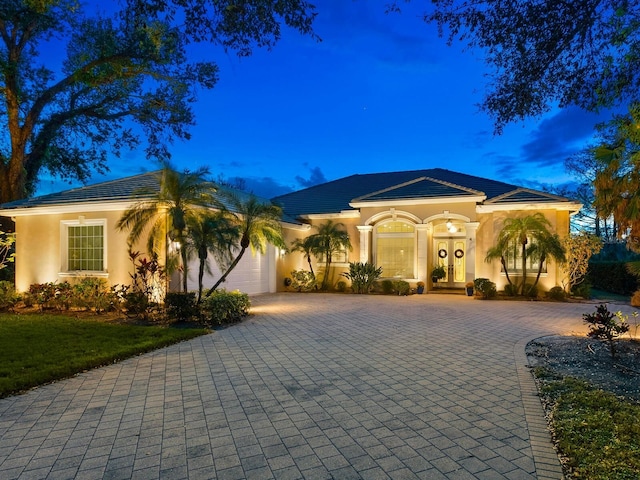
[273,168,581,292]
[0,167,581,296]
[0,171,282,295]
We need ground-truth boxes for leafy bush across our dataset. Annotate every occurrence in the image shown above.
[201,290,250,326]
[587,262,638,295]
[380,279,394,294]
[341,262,382,294]
[583,304,630,358]
[290,270,316,292]
[546,286,567,301]
[503,283,518,296]
[571,281,592,299]
[71,277,116,313]
[28,282,73,310]
[0,281,19,310]
[393,280,411,296]
[165,292,199,322]
[473,278,496,299]
[522,283,539,299]
[335,280,347,292]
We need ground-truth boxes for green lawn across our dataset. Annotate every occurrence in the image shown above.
[0,313,208,398]
[535,369,640,479]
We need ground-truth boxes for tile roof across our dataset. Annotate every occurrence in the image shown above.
[271,168,551,217]
[485,188,570,204]
[352,177,484,202]
[0,171,161,209]
[0,171,285,219]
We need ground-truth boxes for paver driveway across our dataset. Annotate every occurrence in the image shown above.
[0,293,610,479]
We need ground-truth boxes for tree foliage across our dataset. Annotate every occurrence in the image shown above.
[205,191,285,295]
[593,104,640,251]
[0,0,317,202]
[416,0,640,132]
[560,232,603,292]
[485,213,565,295]
[307,220,352,291]
[116,164,219,293]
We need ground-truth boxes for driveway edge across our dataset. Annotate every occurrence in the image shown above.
[515,336,565,480]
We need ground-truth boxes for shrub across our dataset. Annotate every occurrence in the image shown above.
[522,283,539,299]
[165,292,199,322]
[583,304,630,358]
[0,281,19,310]
[71,277,116,313]
[335,280,347,292]
[587,262,638,295]
[571,281,592,299]
[341,262,382,294]
[201,289,250,326]
[393,280,411,296]
[474,278,496,299]
[546,286,567,301]
[381,279,394,294]
[28,282,73,310]
[290,270,316,292]
[503,283,518,296]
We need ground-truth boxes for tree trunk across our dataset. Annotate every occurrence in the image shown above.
[205,247,247,296]
[0,154,28,203]
[180,245,189,293]
[520,242,527,295]
[500,256,513,287]
[197,259,205,303]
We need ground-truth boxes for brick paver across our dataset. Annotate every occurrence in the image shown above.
[0,293,623,479]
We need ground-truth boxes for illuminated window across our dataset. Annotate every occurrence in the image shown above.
[317,246,349,264]
[375,221,415,278]
[504,238,546,274]
[62,220,106,272]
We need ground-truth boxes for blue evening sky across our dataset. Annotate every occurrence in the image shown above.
[36,0,609,199]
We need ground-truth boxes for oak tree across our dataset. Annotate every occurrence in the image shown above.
[0,0,317,202]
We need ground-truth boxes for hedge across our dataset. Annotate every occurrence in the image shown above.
[587,262,638,296]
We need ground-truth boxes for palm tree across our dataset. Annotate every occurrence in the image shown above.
[205,192,285,296]
[290,236,316,279]
[116,163,219,293]
[186,211,239,303]
[528,231,566,290]
[307,220,352,290]
[485,213,563,295]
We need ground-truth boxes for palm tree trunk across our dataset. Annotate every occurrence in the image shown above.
[500,256,513,286]
[205,247,247,297]
[197,259,205,303]
[533,254,546,288]
[181,246,189,293]
[306,254,315,277]
[520,242,527,295]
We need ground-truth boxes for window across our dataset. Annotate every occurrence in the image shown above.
[62,220,106,272]
[317,247,348,264]
[503,238,546,274]
[375,221,416,278]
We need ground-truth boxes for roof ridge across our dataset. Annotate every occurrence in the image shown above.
[351,176,428,201]
[485,187,569,204]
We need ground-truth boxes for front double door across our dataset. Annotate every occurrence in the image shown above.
[434,238,466,287]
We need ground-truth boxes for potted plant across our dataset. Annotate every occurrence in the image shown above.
[465,281,474,296]
[431,265,446,283]
[416,281,425,294]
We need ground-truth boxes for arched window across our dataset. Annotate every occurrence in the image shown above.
[375,221,416,279]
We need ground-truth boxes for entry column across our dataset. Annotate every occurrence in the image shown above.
[416,224,429,283]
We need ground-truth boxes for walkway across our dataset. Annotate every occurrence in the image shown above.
[0,293,609,479]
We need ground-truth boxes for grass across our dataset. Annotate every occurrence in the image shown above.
[535,368,640,479]
[0,313,208,398]
[590,288,630,303]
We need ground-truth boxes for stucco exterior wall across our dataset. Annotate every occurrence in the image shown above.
[13,210,145,293]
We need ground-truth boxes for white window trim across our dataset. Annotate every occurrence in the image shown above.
[373,219,417,280]
[60,218,108,276]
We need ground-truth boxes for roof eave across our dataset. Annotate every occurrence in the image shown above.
[476,202,583,213]
[349,195,486,209]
